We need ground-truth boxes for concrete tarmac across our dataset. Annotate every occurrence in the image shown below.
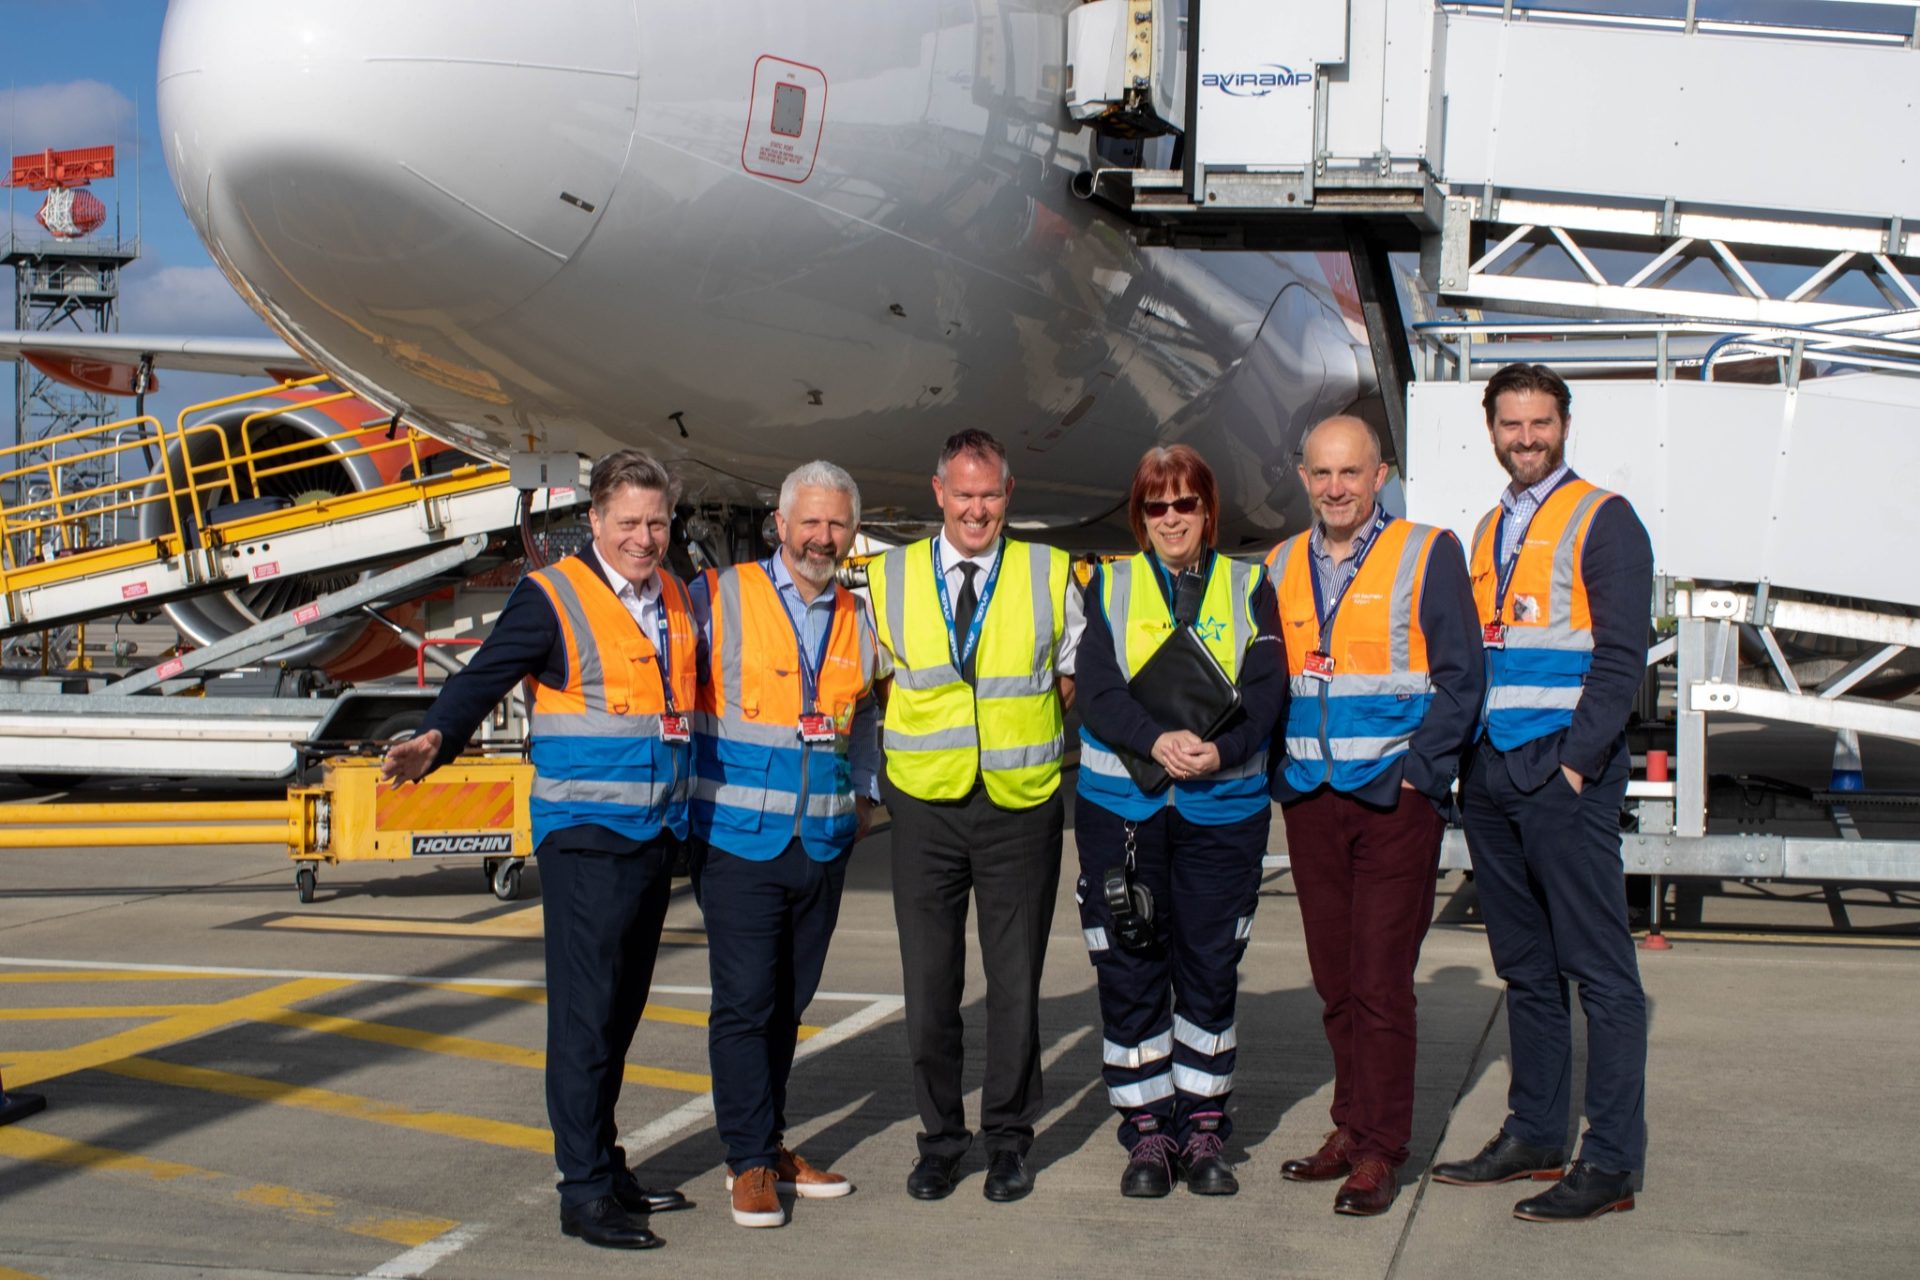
[1,780,1916,1279]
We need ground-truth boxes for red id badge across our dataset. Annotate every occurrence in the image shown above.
[658,712,691,743]
[1304,651,1335,682]
[797,713,837,744]
[1482,621,1507,649]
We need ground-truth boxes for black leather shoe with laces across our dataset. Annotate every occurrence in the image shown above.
[1431,1130,1567,1186]
[1181,1131,1238,1196]
[1512,1161,1634,1222]
[1121,1134,1179,1198]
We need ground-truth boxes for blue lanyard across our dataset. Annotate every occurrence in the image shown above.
[1490,496,1547,623]
[765,559,831,713]
[648,599,678,713]
[1308,508,1391,644]
[931,538,1003,670]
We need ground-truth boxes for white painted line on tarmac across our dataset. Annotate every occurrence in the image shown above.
[0,957,898,1003]
[619,995,905,1159]
[362,1222,487,1278]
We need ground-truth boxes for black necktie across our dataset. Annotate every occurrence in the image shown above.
[953,561,979,648]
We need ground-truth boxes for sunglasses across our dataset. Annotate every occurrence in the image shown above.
[1141,495,1202,518]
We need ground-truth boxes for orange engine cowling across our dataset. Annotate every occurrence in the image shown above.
[139,386,466,679]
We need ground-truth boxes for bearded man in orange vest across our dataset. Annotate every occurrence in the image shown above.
[688,459,881,1229]
[1429,362,1654,1224]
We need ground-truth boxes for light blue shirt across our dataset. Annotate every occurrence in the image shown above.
[1307,502,1384,615]
[690,553,881,801]
[1498,463,1571,565]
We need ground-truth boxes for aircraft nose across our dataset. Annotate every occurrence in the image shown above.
[158,0,639,337]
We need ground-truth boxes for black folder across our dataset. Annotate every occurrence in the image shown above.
[1113,624,1243,795]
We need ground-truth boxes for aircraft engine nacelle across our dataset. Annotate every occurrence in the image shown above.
[138,388,449,676]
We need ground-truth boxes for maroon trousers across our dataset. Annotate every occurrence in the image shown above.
[1281,786,1445,1166]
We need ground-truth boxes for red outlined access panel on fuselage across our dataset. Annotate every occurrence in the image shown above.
[741,55,828,183]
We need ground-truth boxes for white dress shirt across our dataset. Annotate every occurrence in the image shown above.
[929,531,1083,675]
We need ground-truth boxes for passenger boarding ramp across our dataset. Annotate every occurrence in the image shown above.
[1069,0,1920,455]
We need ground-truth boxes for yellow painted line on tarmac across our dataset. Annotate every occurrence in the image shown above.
[262,913,707,945]
[0,1125,455,1246]
[257,1007,711,1093]
[103,1055,555,1154]
[0,978,350,1089]
[413,981,821,1039]
[0,1265,45,1280]
[0,1005,206,1021]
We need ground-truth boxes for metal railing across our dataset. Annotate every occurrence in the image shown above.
[1453,0,1920,49]
[0,377,500,603]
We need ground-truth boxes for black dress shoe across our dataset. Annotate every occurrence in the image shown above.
[907,1152,961,1201]
[1120,1135,1179,1199]
[1512,1161,1634,1222]
[1431,1130,1567,1186]
[560,1195,664,1250]
[612,1167,693,1214]
[982,1150,1033,1202]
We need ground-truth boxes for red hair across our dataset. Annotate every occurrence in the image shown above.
[1126,445,1219,551]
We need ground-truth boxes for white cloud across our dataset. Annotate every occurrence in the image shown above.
[118,262,273,337]
[0,80,135,155]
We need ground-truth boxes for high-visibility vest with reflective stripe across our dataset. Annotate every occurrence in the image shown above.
[524,558,698,849]
[1077,552,1269,823]
[692,562,877,861]
[1469,478,1618,750]
[1266,519,1441,794]
[869,537,1069,809]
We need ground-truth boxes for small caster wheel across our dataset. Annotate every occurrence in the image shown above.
[492,859,522,901]
[295,867,317,904]
[482,858,500,887]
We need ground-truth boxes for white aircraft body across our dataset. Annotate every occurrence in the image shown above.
[139,0,1376,550]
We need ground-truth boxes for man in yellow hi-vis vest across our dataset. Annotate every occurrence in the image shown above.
[869,429,1083,1205]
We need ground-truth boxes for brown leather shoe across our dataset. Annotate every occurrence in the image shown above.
[774,1145,852,1199]
[1334,1156,1400,1217]
[1282,1129,1355,1182]
[729,1165,785,1228]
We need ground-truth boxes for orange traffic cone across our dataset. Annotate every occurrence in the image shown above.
[0,1062,46,1126]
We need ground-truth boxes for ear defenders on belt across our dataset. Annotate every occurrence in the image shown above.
[1103,822,1157,953]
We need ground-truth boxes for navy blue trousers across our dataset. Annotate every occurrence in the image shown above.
[691,838,849,1173]
[536,835,676,1209]
[1074,797,1267,1149]
[1460,737,1648,1173]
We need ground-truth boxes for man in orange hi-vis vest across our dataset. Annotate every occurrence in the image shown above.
[1429,363,1654,1225]
[384,450,697,1252]
[687,460,881,1229]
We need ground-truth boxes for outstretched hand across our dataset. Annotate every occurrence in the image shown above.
[381,729,443,785]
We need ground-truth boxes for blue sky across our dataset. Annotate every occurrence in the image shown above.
[3,1,270,436]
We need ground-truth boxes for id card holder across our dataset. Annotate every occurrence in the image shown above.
[797,713,836,744]
[658,711,692,743]
[1482,621,1507,650]
[1304,651,1335,682]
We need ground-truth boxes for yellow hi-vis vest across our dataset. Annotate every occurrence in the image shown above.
[1076,551,1269,823]
[869,537,1070,808]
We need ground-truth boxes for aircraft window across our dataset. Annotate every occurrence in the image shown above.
[772,82,806,138]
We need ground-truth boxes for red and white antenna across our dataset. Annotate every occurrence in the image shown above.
[4,145,115,240]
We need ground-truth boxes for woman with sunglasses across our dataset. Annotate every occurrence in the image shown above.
[1072,444,1287,1198]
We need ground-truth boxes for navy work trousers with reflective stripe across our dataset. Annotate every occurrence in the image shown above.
[1461,735,1648,1173]
[1074,796,1267,1150]
[691,836,850,1173]
[536,834,676,1209]
[1282,784,1445,1167]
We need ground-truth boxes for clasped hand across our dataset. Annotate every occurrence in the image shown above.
[1150,730,1220,781]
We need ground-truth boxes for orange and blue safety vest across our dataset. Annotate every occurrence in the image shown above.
[1267,517,1443,794]
[693,561,878,861]
[1469,477,1619,750]
[523,558,698,850]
